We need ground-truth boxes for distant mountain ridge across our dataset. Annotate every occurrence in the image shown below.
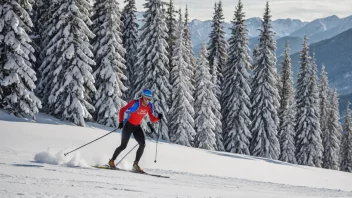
[290,15,341,38]
[290,15,352,43]
[188,14,352,56]
[189,17,308,55]
[135,12,352,53]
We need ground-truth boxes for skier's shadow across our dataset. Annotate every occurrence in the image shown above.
[12,164,45,168]
[206,150,307,169]
[207,151,257,161]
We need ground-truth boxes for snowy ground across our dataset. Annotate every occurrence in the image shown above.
[1,111,352,198]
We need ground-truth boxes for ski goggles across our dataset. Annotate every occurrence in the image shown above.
[142,95,152,101]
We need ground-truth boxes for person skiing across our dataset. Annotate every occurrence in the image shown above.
[109,89,162,173]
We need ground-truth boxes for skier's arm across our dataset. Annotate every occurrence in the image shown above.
[148,105,160,123]
[118,100,136,123]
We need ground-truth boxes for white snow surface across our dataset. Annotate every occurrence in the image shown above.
[1,110,352,198]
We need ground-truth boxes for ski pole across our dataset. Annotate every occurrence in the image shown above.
[154,122,160,163]
[64,128,119,156]
[115,143,138,166]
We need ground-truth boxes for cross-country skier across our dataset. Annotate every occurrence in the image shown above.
[109,89,162,173]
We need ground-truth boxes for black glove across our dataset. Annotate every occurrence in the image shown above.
[158,113,163,120]
[118,122,124,129]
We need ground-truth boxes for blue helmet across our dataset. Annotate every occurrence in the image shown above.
[142,89,153,98]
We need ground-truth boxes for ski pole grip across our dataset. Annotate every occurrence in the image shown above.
[147,122,155,133]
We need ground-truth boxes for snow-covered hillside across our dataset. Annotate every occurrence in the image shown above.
[1,111,352,197]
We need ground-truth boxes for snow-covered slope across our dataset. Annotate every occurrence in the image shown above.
[1,111,352,197]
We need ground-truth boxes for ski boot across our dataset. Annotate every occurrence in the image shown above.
[108,159,116,169]
[132,161,144,173]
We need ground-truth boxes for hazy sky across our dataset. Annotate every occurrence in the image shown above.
[131,0,352,22]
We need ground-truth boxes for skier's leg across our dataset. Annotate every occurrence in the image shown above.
[111,123,132,161]
[133,126,146,162]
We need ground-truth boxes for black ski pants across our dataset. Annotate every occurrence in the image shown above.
[111,121,146,162]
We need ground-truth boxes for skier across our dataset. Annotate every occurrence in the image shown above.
[109,89,162,172]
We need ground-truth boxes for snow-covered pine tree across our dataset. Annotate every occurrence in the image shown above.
[0,4,3,105]
[91,0,127,127]
[278,41,297,164]
[30,0,42,73]
[202,55,222,150]
[208,1,217,69]
[295,36,323,167]
[340,102,352,172]
[207,3,222,100]
[183,5,197,88]
[165,0,177,109]
[249,2,280,159]
[132,0,171,140]
[169,10,195,146]
[208,57,224,151]
[212,57,220,99]
[222,0,251,155]
[166,0,177,72]
[311,53,320,113]
[249,44,259,86]
[338,119,343,142]
[36,0,66,109]
[0,0,42,118]
[44,0,96,126]
[121,0,139,100]
[320,64,330,140]
[38,0,61,51]
[323,89,341,170]
[0,4,4,106]
[23,0,40,91]
[0,67,3,107]
[275,73,282,110]
[251,44,259,70]
[194,44,222,150]
[0,74,2,107]
[207,1,227,100]
[34,0,50,41]
[252,42,281,103]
